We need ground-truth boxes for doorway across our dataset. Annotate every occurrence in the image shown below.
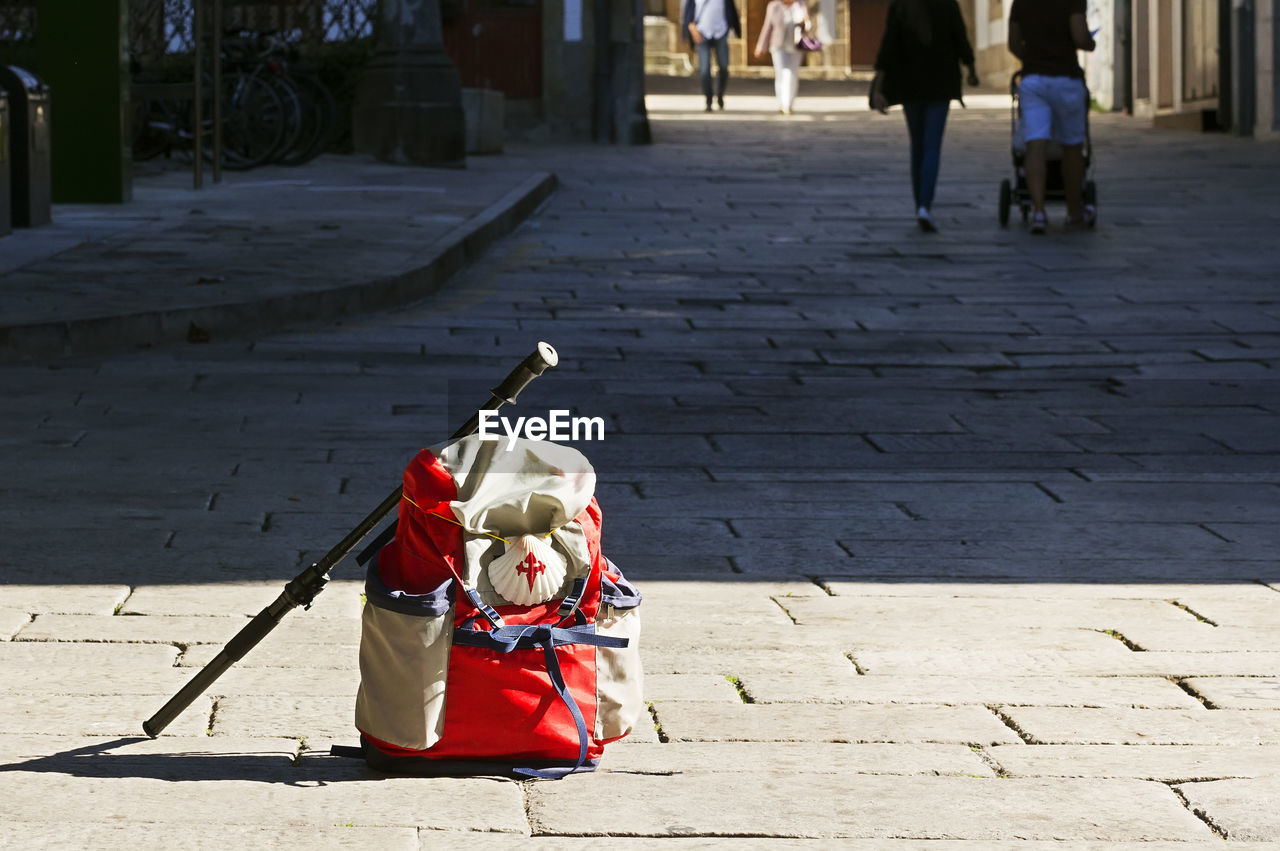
[849,0,889,66]
[746,0,772,65]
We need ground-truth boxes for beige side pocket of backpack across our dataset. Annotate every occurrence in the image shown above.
[595,602,644,742]
[355,589,453,751]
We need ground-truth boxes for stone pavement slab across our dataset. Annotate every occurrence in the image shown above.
[525,773,1215,840]
[0,762,527,833]
[14,612,362,645]
[849,648,1139,676]
[1183,677,1280,709]
[0,824,420,850]
[2,666,191,694]
[1159,594,1280,630]
[1000,707,1280,745]
[15,613,260,645]
[179,641,359,670]
[639,644,855,676]
[210,695,359,739]
[989,743,1280,780]
[1177,777,1280,842]
[849,648,1280,677]
[774,594,1208,631]
[652,701,1022,745]
[119,580,365,617]
[0,641,180,672]
[299,840,1280,850]
[0,694,211,737]
[605,741,994,776]
[0,734,299,764]
[816,580,1280,600]
[0,608,30,639]
[1102,623,1280,652]
[736,672,1202,708]
[642,673,743,702]
[0,585,132,615]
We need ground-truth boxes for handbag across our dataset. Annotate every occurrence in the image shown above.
[794,23,821,51]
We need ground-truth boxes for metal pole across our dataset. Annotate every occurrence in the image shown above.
[142,343,560,737]
[193,0,204,189]
[1219,0,1233,128]
[1274,0,1280,131]
[212,0,222,182]
[594,0,613,142]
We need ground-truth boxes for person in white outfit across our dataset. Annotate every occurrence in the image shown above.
[754,0,811,114]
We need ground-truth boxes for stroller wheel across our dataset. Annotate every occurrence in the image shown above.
[998,179,1011,227]
[1083,180,1098,227]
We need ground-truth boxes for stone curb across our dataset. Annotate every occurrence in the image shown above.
[0,171,558,362]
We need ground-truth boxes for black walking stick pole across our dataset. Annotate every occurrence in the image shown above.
[143,343,559,737]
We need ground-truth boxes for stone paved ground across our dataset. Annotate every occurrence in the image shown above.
[2,79,1280,846]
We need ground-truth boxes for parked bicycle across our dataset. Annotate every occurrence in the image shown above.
[131,30,336,170]
[219,29,337,168]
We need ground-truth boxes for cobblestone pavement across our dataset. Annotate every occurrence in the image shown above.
[2,82,1280,846]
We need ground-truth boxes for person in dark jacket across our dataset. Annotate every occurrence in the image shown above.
[870,0,978,232]
[683,0,743,111]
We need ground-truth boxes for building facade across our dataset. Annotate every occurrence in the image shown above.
[446,0,649,142]
[645,0,1280,137]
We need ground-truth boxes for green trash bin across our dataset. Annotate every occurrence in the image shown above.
[0,65,51,228]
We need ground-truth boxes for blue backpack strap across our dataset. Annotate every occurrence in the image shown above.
[461,584,505,629]
[556,576,590,622]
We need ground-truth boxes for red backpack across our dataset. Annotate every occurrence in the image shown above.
[354,435,643,778]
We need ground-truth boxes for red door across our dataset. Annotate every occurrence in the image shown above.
[849,0,889,66]
[442,0,543,100]
[746,0,771,65]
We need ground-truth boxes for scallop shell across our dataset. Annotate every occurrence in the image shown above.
[488,534,568,606]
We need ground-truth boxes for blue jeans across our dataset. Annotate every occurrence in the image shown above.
[695,36,730,104]
[902,100,950,210]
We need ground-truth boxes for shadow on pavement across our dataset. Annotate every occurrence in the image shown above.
[0,737,391,784]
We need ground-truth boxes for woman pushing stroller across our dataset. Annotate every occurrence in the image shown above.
[1008,0,1097,233]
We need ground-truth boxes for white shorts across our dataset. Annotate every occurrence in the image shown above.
[1019,74,1088,146]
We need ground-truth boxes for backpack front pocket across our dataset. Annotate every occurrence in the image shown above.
[355,565,454,751]
[595,567,644,742]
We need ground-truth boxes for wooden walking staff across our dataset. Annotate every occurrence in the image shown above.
[143,343,560,737]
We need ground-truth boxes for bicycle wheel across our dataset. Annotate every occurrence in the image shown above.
[262,73,304,165]
[277,73,335,166]
[220,73,286,170]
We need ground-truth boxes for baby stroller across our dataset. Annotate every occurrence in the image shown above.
[998,71,1097,226]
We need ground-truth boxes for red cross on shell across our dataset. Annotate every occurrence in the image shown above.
[515,550,547,591]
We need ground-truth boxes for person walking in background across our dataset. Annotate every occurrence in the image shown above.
[1007,0,1096,233]
[754,0,812,114]
[869,0,978,232]
[684,0,743,112]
